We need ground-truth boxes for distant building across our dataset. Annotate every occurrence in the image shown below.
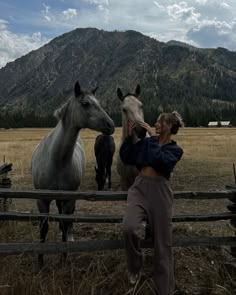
[208,121,232,127]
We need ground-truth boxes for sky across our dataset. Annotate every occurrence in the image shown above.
[0,0,236,68]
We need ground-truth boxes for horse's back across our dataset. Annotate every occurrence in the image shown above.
[95,134,115,158]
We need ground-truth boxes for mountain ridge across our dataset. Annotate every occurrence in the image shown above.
[1,27,236,127]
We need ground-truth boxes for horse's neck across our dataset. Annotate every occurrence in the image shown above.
[121,116,129,141]
[51,121,80,164]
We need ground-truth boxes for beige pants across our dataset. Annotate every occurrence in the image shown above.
[123,175,174,295]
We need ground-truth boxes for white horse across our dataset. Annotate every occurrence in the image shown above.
[31,81,114,266]
[116,84,147,190]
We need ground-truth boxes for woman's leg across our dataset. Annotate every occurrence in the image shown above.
[148,181,174,295]
[123,203,146,276]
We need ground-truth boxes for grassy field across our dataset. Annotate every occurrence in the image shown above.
[0,127,236,294]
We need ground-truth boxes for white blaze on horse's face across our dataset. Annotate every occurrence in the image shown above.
[117,84,146,139]
[122,95,144,123]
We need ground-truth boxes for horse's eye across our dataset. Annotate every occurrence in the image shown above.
[140,105,143,109]
[122,108,127,113]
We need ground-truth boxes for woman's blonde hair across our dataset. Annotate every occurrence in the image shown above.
[159,111,184,135]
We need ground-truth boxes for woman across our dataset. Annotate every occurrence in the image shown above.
[120,111,184,295]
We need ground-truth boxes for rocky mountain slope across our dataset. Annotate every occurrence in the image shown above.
[1,28,236,127]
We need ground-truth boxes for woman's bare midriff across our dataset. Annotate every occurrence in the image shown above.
[140,166,163,177]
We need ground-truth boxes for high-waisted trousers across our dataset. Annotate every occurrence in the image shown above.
[123,175,174,295]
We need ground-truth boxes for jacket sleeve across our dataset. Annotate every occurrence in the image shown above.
[119,137,143,165]
[146,138,183,173]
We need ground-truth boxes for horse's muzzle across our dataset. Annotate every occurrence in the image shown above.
[102,119,115,135]
[134,125,146,139]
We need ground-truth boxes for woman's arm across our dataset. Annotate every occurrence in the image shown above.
[146,138,183,173]
[119,137,144,165]
[119,120,143,165]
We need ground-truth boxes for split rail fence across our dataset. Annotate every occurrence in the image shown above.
[0,186,236,257]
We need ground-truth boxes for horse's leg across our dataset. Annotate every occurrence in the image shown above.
[107,162,112,190]
[120,176,127,191]
[37,199,51,268]
[68,201,75,242]
[60,200,76,264]
[62,200,75,242]
[56,200,63,214]
[120,175,130,191]
[56,200,63,237]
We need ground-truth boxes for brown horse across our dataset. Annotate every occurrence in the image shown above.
[94,134,115,190]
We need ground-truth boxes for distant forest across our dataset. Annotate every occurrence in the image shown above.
[1,103,236,128]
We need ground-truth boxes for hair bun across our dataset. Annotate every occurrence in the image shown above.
[171,111,184,127]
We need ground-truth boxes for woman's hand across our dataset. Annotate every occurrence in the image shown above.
[139,121,156,137]
[128,120,136,136]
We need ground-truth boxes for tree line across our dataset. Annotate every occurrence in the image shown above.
[0,103,236,128]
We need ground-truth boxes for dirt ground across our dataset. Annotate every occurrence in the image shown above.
[0,127,236,294]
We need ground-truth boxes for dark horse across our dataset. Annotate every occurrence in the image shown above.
[94,134,115,190]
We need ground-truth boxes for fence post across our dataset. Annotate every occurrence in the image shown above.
[226,185,236,258]
[0,162,12,212]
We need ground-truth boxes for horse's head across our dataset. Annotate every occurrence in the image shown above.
[95,166,106,191]
[54,81,115,135]
[117,84,146,139]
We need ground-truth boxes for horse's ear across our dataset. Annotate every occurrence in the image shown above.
[117,88,124,101]
[54,102,68,121]
[92,86,99,95]
[135,84,141,97]
[74,81,81,97]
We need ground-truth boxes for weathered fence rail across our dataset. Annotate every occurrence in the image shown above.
[0,211,235,223]
[1,237,236,256]
[0,188,235,200]
[0,187,236,257]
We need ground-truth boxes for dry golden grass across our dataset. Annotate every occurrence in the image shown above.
[0,127,236,294]
[1,127,236,191]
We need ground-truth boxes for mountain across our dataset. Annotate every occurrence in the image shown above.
[1,27,236,127]
[166,40,198,50]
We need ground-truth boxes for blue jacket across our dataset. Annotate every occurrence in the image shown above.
[119,136,183,179]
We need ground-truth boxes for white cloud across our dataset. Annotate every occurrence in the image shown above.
[44,15,51,22]
[42,3,50,14]
[187,18,236,48]
[167,2,201,25]
[84,0,109,6]
[0,19,49,68]
[40,0,236,50]
[62,8,77,19]
[81,0,110,22]
[220,2,230,9]
[40,4,77,28]
[1,0,236,69]
[195,0,208,4]
[153,1,165,10]
[83,0,109,12]
[0,19,8,30]
[41,3,51,22]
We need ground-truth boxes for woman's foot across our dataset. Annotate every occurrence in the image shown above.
[128,272,142,285]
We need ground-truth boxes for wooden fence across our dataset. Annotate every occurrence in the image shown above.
[0,162,12,212]
[0,186,236,257]
[0,190,236,257]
